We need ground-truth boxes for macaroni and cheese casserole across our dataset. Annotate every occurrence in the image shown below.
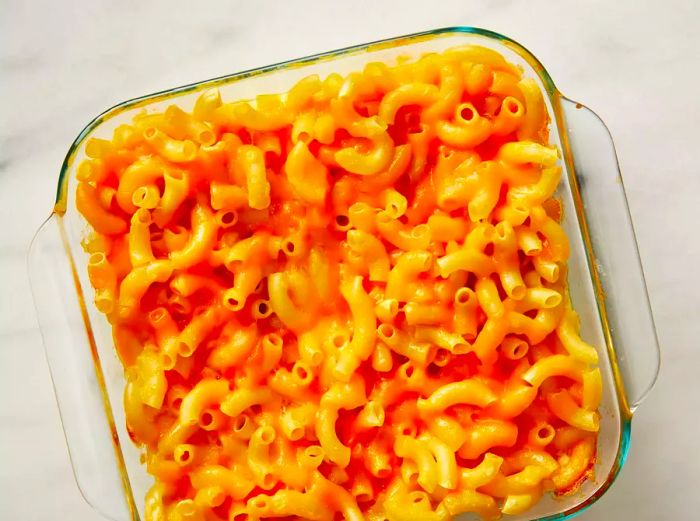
[76,45,602,521]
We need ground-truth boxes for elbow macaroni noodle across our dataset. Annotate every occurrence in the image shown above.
[77,46,602,521]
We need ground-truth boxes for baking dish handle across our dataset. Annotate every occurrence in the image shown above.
[28,215,132,521]
[558,97,660,413]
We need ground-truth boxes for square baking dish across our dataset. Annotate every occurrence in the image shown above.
[28,27,660,521]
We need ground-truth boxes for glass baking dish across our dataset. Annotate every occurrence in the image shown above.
[27,27,660,521]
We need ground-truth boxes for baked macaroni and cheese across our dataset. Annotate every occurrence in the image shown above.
[76,45,602,521]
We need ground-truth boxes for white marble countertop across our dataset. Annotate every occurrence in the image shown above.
[1,0,698,519]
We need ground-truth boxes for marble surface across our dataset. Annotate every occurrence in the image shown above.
[1,0,699,519]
